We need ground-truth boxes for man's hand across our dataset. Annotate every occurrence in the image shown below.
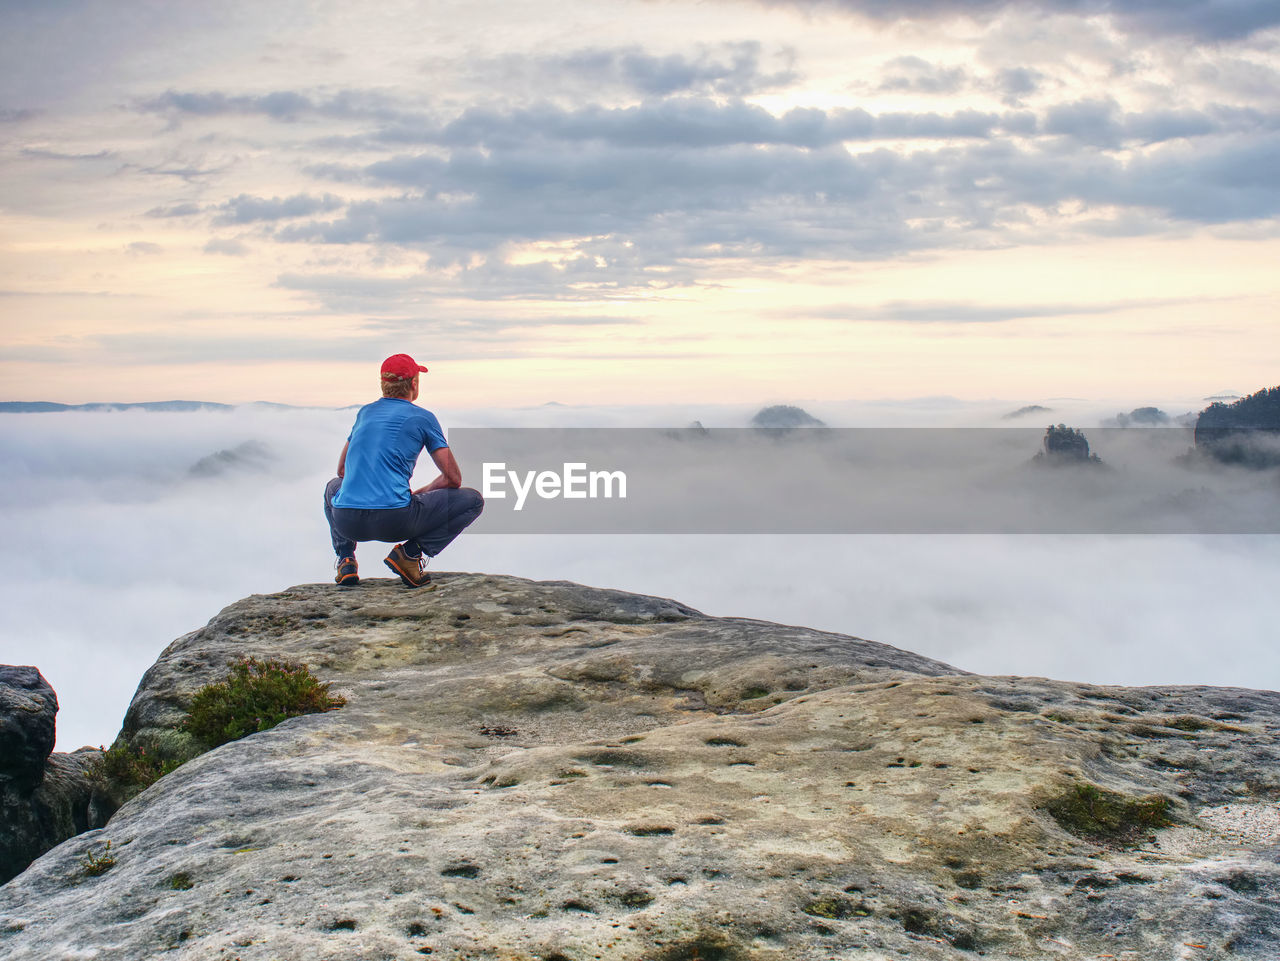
[413,446,462,494]
[337,441,349,478]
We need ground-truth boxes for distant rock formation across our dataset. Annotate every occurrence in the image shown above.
[1194,386,1280,468]
[750,404,826,428]
[1031,424,1104,466]
[0,401,233,414]
[0,667,112,884]
[1106,406,1170,427]
[188,440,274,478]
[1002,404,1053,420]
[3,576,1280,958]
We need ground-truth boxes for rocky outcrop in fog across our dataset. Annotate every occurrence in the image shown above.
[1031,424,1104,467]
[1195,386,1280,468]
[750,405,826,428]
[0,667,112,884]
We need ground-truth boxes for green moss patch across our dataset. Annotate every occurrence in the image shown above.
[803,898,854,919]
[1043,782,1174,845]
[163,871,195,890]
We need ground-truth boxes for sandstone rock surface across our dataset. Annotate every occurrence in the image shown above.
[2,573,1279,959]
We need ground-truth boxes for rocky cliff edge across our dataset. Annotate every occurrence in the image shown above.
[2,572,1279,960]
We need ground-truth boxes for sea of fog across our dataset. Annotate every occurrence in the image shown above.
[2,395,1278,752]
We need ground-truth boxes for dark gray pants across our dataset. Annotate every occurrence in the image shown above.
[324,477,484,559]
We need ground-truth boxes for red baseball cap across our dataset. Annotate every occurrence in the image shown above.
[380,353,429,379]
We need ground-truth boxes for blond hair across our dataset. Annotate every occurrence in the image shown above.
[381,372,415,399]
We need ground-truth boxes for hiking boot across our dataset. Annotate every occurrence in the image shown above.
[384,543,433,589]
[334,556,359,586]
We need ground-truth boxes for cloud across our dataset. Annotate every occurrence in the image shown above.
[1041,98,1278,149]
[490,42,799,97]
[878,56,969,94]
[0,2,232,113]
[290,141,903,256]
[342,99,1020,151]
[20,147,112,161]
[118,80,1279,302]
[992,67,1045,106]
[1194,57,1280,103]
[137,87,405,123]
[795,296,1218,323]
[4,307,644,367]
[755,0,1280,41]
[295,91,1272,157]
[147,202,202,218]
[212,192,345,225]
[1109,0,1280,41]
[203,238,249,256]
[276,103,1280,280]
[0,288,126,300]
[143,194,347,224]
[135,161,222,181]
[277,264,676,310]
[1065,132,1280,222]
[142,87,1029,151]
[5,328,421,367]
[126,241,163,255]
[140,89,315,120]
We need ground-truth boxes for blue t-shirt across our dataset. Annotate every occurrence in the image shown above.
[332,398,449,509]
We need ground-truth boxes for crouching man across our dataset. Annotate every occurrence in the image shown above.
[324,353,483,588]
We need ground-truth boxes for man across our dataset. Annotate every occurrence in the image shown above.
[324,354,483,588]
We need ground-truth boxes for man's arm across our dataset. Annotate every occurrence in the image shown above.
[412,446,462,494]
[337,441,349,478]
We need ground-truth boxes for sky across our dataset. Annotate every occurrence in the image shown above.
[1,0,1278,407]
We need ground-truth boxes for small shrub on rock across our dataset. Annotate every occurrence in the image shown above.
[182,657,345,748]
[98,741,184,791]
[79,841,115,878]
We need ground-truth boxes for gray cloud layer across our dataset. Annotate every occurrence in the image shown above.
[141,89,1280,266]
[263,100,1280,266]
[487,42,799,98]
[760,0,1280,40]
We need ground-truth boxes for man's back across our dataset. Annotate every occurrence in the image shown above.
[332,397,447,509]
